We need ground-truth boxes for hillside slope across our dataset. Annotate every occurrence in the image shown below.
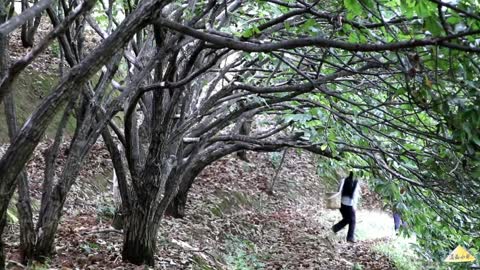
[2,146,396,269]
[0,19,71,142]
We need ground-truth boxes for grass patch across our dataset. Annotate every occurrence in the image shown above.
[224,236,265,270]
[0,69,76,142]
[324,209,396,241]
[355,210,395,240]
[191,236,266,270]
[374,236,424,270]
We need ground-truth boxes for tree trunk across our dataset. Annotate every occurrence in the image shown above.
[34,193,63,259]
[266,149,287,195]
[4,93,36,263]
[164,184,188,218]
[2,11,35,265]
[0,210,6,268]
[39,104,71,218]
[102,128,130,230]
[165,144,249,218]
[236,118,252,162]
[20,0,41,48]
[122,205,158,266]
[164,164,202,218]
[121,155,182,265]
[0,11,10,268]
[0,0,169,230]
[15,167,36,264]
[165,148,239,218]
[35,118,93,259]
[20,0,33,47]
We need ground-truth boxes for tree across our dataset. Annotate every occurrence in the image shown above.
[20,0,42,47]
[0,0,172,264]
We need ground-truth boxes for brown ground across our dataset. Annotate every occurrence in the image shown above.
[2,144,395,269]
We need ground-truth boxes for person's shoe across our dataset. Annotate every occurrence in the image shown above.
[347,239,357,243]
[331,227,337,234]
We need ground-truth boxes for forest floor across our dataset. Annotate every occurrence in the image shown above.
[1,142,398,269]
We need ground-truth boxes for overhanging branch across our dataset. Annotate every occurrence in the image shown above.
[158,17,480,52]
[0,0,52,35]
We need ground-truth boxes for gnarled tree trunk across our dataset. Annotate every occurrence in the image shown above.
[122,204,158,265]
[5,93,36,263]
[1,10,35,264]
[20,0,42,47]
[164,185,188,218]
[165,166,203,218]
[165,146,243,218]
[121,167,166,265]
[0,10,10,267]
[33,194,64,259]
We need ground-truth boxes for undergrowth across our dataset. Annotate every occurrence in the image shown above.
[374,236,423,270]
[224,236,265,270]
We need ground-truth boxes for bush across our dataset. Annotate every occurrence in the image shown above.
[374,237,423,270]
[224,237,265,270]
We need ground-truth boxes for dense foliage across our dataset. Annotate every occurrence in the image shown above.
[273,0,480,264]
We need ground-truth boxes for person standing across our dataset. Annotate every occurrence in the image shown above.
[393,187,407,234]
[332,171,361,243]
[393,211,403,233]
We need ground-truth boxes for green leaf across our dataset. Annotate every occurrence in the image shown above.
[303,18,316,29]
[400,0,415,19]
[344,0,362,18]
[415,1,434,18]
[424,16,443,36]
[349,33,359,43]
[446,15,461,25]
[472,135,480,147]
[241,26,261,38]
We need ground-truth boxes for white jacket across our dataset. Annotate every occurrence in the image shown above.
[338,178,361,209]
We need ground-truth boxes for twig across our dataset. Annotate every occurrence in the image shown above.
[267,148,288,195]
[81,229,123,235]
[6,260,26,268]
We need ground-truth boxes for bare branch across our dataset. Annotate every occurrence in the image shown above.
[0,0,52,35]
[158,17,480,52]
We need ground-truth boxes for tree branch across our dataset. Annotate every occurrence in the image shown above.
[158,17,480,52]
[0,0,52,35]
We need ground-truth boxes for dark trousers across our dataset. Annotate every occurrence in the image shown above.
[332,204,356,241]
[393,212,406,231]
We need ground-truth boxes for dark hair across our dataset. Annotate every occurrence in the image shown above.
[341,171,357,198]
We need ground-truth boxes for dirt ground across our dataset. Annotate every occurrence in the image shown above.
[2,144,395,269]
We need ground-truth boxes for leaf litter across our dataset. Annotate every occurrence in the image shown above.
[1,142,395,269]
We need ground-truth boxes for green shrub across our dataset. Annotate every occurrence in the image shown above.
[374,237,423,270]
[96,200,116,221]
[224,237,265,270]
[352,263,363,270]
